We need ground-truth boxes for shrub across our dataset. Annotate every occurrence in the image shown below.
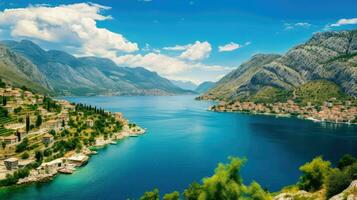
[163,191,179,200]
[184,182,202,200]
[298,156,331,192]
[16,138,29,153]
[35,150,43,162]
[325,168,352,198]
[21,152,30,159]
[140,188,159,200]
[337,154,356,170]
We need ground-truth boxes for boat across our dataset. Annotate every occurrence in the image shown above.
[58,168,74,174]
[129,134,138,137]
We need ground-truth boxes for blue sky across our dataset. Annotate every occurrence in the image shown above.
[0,0,356,83]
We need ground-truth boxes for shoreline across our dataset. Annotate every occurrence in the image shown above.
[209,107,357,126]
[2,127,146,188]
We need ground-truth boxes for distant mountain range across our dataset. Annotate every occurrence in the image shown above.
[200,29,357,101]
[195,81,215,94]
[0,40,193,96]
[170,80,197,91]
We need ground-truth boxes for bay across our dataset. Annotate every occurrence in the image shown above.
[1,95,357,200]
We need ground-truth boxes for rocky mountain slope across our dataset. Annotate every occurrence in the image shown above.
[200,29,357,101]
[1,40,191,96]
[0,44,52,93]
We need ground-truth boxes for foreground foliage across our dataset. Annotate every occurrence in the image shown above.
[139,155,357,200]
[140,157,271,200]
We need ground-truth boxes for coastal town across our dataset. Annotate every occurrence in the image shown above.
[0,83,145,186]
[210,99,357,124]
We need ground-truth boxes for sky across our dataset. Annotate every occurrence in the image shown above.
[0,0,356,84]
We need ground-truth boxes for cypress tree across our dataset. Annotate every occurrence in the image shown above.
[16,129,21,142]
[2,95,6,106]
[26,114,30,133]
[36,114,42,127]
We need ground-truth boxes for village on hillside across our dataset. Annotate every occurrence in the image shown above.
[0,81,145,186]
[211,99,357,124]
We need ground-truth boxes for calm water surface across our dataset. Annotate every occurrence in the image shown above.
[1,95,357,200]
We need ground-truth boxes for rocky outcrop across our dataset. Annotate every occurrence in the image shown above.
[0,45,52,93]
[274,191,317,200]
[200,29,357,100]
[330,180,357,200]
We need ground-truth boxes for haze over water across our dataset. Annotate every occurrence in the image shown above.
[1,95,357,200]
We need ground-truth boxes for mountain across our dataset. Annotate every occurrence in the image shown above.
[170,80,197,91]
[195,81,215,94]
[200,29,357,101]
[1,40,191,96]
[0,44,52,93]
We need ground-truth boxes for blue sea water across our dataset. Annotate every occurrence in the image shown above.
[1,95,357,200]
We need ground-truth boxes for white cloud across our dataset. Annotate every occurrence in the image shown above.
[179,41,212,61]
[331,18,357,27]
[0,3,231,83]
[0,3,138,57]
[284,22,311,30]
[218,42,241,52]
[114,53,231,84]
[163,44,191,51]
[164,41,212,61]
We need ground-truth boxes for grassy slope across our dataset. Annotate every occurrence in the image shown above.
[249,80,346,105]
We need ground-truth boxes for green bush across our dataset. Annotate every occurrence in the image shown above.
[337,154,356,169]
[325,168,352,198]
[163,191,179,200]
[21,152,30,159]
[298,156,331,192]
[183,182,202,200]
[16,138,29,153]
[140,188,159,200]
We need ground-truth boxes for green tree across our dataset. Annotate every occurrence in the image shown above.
[139,157,271,200]
[337,154,356,170]
[16,138,29,153]
[25,114,30,133]
[0,79,5,88]
[140,188,159,200]
[35,150,43,163]
[198,157,245,200]
[1,142,6,149]
[49,129,56,136]
[325,168,351,198]
[21,152,30,159]
[2,95,7,106]
[184,182,202,200]
[35,114,42,127]
[14,107,22,114]
[163,191,180,200]
[298,156,331,192]
[246,182,271,200]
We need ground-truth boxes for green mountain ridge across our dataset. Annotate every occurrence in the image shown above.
[200,29,357,101]
[1,40,192,96]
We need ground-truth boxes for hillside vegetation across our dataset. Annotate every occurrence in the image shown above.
[138,155,357,200]
[248,80,347,105]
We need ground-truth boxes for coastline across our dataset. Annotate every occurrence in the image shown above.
[205,100,357,126]
[0,86,147,188]
[9,125,146,187]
